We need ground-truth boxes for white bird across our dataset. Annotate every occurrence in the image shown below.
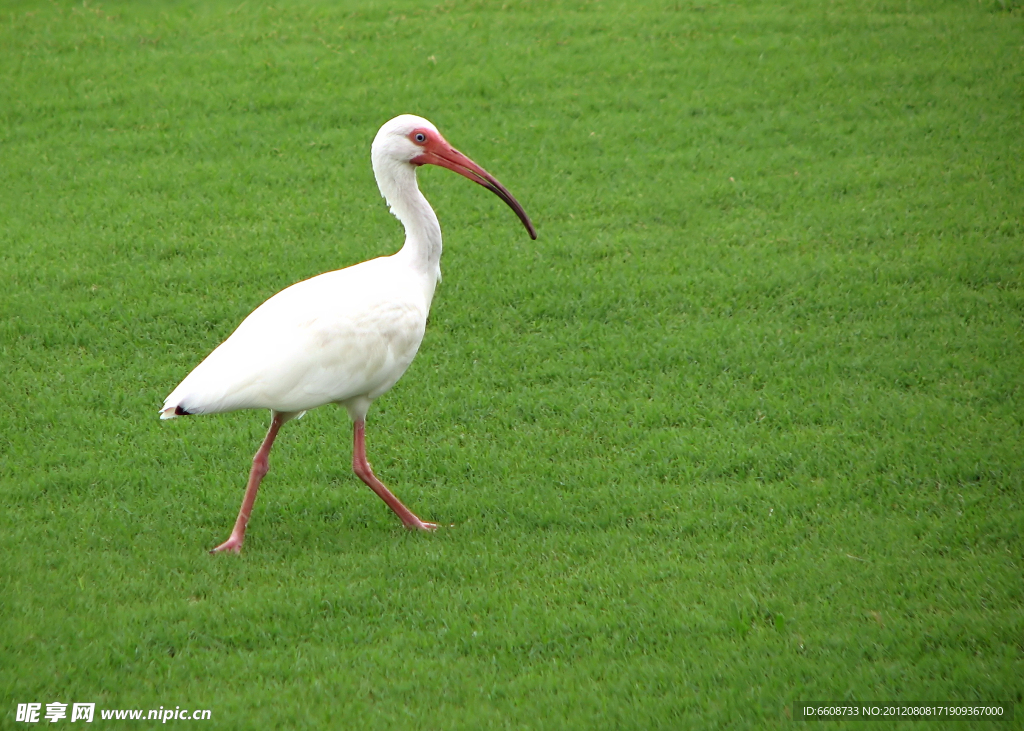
[161,114,536,553]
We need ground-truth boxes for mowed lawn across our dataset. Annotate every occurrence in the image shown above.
[1,0,1022,728]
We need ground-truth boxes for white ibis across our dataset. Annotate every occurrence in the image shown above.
[161,114,536,553]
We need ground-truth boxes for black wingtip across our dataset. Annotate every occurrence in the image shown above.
[174,405,193,416]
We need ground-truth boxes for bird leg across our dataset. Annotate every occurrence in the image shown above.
[210,411,286,554]
[352,419,437,531]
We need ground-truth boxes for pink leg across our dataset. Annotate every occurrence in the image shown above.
[210,412,286,554]
[352,419,437,531]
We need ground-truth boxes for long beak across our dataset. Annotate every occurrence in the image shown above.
[413,143,537,240]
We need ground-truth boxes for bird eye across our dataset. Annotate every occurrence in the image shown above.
[414,132,427,143]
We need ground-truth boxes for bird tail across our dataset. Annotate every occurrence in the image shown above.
[159,404,192,420]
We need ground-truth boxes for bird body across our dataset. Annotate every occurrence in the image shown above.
[161,255,433,420]
[161,114,535,553]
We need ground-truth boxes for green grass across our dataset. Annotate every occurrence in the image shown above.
[2,0,1022,728]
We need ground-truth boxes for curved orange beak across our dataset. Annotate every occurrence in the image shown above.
[413,139,537,240]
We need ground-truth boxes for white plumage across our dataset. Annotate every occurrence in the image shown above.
[161,114,535,553]
[162,258,429,419]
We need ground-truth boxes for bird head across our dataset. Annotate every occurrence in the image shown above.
[371,115,537,240]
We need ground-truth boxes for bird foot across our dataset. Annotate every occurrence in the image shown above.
[210,535,244,554]
[405,520,440,531]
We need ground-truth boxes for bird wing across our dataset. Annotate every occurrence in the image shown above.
[162,257,429,417]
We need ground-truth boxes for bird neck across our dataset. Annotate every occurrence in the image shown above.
[373,157,443,281]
